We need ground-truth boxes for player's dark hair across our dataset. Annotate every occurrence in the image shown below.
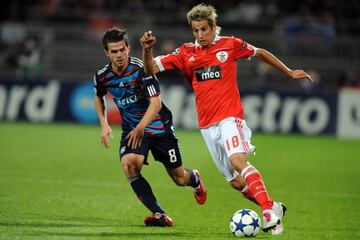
[102,27,129,51]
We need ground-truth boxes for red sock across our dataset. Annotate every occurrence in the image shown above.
[241,165,273,211]
[241,185,259,205]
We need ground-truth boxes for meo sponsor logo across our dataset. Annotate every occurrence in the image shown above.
[195,66,222,82]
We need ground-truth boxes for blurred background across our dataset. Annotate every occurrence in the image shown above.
[1,2,360,239]
[0,0,359,137]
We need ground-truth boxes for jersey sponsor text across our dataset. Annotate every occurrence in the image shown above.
[195,66,222,82]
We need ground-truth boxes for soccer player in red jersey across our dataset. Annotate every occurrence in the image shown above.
[140,4,313,234]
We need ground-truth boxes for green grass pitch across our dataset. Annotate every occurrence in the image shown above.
[1,122,359,240]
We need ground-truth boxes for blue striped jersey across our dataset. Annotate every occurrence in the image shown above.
[93,57,173,135]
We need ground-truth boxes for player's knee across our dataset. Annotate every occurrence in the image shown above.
[229,153,248,171]
[121,157,141,177]
[122,164,139,177]
[229,180,238,189]
[229,176,246,191]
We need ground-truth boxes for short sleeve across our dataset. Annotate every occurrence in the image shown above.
[232,37,256,60]
[141,74,161,99]
[93,74,107,97]
[155,46,185,72]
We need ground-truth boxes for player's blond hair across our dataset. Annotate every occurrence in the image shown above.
[186,4,221,35]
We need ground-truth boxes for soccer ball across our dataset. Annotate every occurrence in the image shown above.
[229,209,261,237]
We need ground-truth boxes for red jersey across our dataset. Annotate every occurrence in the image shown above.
[155,35,256,128]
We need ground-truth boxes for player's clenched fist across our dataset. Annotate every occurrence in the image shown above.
[140,30,156,50]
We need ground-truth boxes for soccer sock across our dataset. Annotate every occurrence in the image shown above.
[129,175,165,214]
[241,165,273,211]
[186,168,200,188]
[241,185,259,205]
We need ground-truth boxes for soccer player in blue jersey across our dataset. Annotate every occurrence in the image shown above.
[93,27,207,227]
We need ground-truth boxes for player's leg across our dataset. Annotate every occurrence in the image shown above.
[230,175,258,205]
[229,153,274,211]
[121,153,164,215]
[166,166,195,187]
[166,166,207,205]
[120,137,172,226]
[199,123,262,206]
[220,117,283,232]
[229,155,287,233]
[235,171,287,234]
[229,153,280,231]
[201,118,284,232]
[151,133,207,205]
[227,156,286,234]
[200,123,240,182]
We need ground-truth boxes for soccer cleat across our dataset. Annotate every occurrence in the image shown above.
[271,222,284,235]
[144,212,173,227]
[262,210,280,232]
[192,170,207,205]
[271,202,287,235]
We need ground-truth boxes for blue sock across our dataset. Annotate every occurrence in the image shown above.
[186,169,199,188]
[128,175,165,214]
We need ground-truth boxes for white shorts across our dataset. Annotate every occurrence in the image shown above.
[200,117,256,182]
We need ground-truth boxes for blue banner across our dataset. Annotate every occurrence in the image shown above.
[1,78,358,137]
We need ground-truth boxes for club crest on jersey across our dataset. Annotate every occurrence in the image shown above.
[216,51,228,63]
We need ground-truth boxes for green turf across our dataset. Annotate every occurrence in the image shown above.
[0,122,359,240]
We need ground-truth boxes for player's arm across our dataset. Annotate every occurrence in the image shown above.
[140,31,160,75]
[126,96,162,149]
[94,95,113,148]
[255,48,313,83]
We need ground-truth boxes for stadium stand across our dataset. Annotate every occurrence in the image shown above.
[0,0,359,91]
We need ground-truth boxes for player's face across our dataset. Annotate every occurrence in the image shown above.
[105,40,130,71]
[191,20,216,48]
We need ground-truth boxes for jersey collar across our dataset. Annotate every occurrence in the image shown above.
[109,59,130,77]
[195,35,221,48]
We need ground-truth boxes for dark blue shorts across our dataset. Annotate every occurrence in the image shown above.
[119,132,183,169]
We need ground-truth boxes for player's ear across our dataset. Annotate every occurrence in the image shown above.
[104,49,109,58]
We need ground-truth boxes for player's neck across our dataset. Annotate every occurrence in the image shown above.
[111,62,128,75]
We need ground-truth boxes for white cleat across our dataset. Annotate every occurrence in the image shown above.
[271,223,284,235]
[271,202,287,235]
[262,210,280,232]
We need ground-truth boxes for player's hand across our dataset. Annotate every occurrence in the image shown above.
[100,125,113,148]
[140,30,156,50]
[290,69,313,83]
[126,126,144,149]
